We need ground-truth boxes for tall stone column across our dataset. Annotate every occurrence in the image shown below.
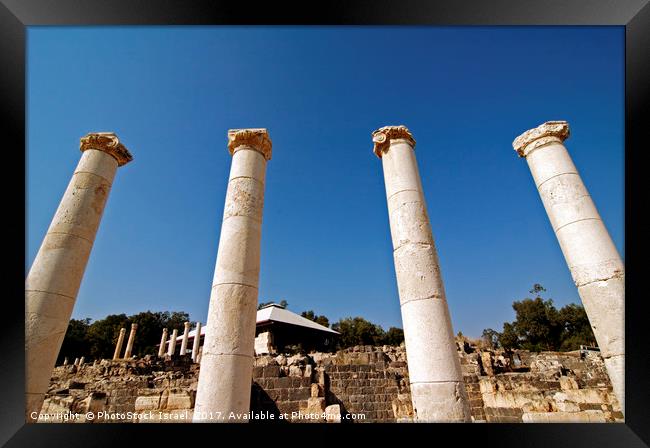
[180,321,191,355]
[192,322,202,362]
[167,329,178,356]
[372,125,471,422]
[513,120,625,411]
[158,328,169,357]
[193,129,272,422]
[123,323,138,359]
[113,327,127,360]
[25,132,132,421]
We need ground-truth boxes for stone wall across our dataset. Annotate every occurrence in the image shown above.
[37,344,622,423]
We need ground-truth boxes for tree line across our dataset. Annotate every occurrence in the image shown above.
[58,311,190,364]
[59,285,593,363]
[481,284,596,352]
[60,303,406,362]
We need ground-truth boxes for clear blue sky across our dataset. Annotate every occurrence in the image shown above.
[27,26,624,338]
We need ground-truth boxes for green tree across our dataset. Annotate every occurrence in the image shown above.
[485,284,596,352]
[498,322,520,350]
[382,327,405,346]
[511,296,562,351]
[557,303,595,350]
[86,313,130,360]
[57,318,91,365]
[332,317,385,348]
[301,310,330,328]
[481,328,500,350]
[77,310,190,360]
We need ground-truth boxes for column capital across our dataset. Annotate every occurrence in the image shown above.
[131,323,138,330]
[372,125,416,158]
[227,128,272,161]
[184,322,191,328]
[513,121,570,157]
[80,132,133,166]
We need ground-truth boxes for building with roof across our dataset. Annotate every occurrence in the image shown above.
[162,303,339,357]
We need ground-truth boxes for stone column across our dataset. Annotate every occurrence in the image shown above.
[112,327,127,360]
[193,129,272,422]
[78,357,85,367]
[73,358,79,366]
[513,120,625,411]
[192,322,202,362]
[180,321,191,355]
[167,329,178,356]
[158,328,169,357]
[372,125,471,422]
[63,357,69,366]
[123,323,138,359]
[25,132,132,421]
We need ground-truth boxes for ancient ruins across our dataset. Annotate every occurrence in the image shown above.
[37,342,623,423]
[25,122,625,423]
[513,121,625,411]
[25,132,133,421]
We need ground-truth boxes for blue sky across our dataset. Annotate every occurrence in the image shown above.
[27,26,624,338]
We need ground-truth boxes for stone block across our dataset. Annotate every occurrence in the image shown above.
[165,393,192,410]
[559,376,580,390]
[325,404,341,423]
[134,395,161,411]
[263,365,280,378]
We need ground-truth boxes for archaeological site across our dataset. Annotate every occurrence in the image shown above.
[25,122,625,423]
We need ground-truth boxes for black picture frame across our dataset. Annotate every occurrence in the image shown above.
[2,0,648,446]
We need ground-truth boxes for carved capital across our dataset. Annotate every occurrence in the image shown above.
[79,132,133,166]
[371,125,416,158]
[512,121,570,157]
[227,128,272,161]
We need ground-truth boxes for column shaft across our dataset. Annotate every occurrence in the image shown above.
[113,328,127,360]
[158,328,169,357]
[167,329,178,356]
[180,322,191,355]
[193,129,271,422]
[373,126,470,422]
[514,121,625,411]
[192,322,202,362]
[25,133,132,421]
[123,323,138,359]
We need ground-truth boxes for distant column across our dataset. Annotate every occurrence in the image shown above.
[25,132,132,421]
[78,357,85,367]
[123,323,138,359]
[113,328,127,360]
[167,329,178,356]
[180,322,191,355]
[513,120,625,412]
[372,125,471,422]
[63,357,69,366]
[73,358,80,366]
[193,129,272,422]
[192,322,202,363]
[158,328,169,357]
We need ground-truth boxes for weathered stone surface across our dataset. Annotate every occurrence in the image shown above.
[374,126,470,422]
[40,343,620,424]
[26,138,132,421]
[514,120,625,412]
[194,131,270,422]
[325,404,341,423]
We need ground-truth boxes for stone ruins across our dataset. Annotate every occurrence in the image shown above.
[37,342,622,423]
[25,122,625,423]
